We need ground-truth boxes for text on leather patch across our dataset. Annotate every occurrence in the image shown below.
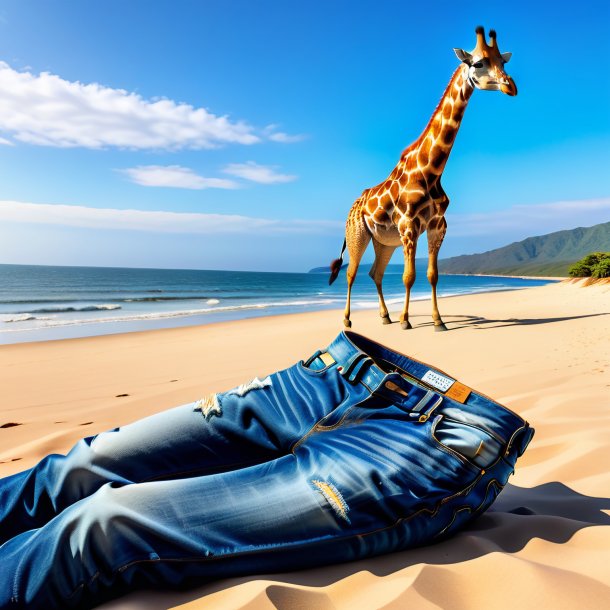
[421,370,455,392]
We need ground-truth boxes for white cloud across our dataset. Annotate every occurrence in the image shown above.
[120,165,238,190]
[0,200,342,235]
[223,161,297,184]
[0,62,302,150]
[264,124,307,143]
[268,132,306,143]
[445,197,610,238]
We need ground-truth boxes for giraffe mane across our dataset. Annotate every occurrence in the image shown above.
[400,66,463,159]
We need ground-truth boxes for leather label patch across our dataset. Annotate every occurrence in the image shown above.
[445,381,471,403]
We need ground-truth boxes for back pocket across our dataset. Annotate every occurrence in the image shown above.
[434,417,502,468]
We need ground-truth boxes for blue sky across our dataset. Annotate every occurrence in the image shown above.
[0,0,608,271]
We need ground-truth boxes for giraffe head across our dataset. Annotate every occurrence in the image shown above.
[454,26,517,96]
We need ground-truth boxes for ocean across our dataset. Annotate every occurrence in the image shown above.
[0,263,556,344]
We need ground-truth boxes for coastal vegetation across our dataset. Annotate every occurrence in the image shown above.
[569,252,610,278]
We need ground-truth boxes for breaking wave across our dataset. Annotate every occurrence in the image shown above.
[26,304,122,313]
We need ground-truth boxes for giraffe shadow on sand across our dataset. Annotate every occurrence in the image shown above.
[101,482,610,609]
[434,312,610,331]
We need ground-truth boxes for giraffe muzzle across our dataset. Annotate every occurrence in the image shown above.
[500,77,517,96]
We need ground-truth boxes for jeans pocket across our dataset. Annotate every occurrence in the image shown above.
[432,415,502,469]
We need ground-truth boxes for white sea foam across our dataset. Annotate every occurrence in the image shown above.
[2,314,53,323]
[1,298,342,331]
[3,313,37,323]
[27,304,122,313]
[205,299,220,305]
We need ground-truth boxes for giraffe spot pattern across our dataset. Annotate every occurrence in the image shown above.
[347,63,472,257]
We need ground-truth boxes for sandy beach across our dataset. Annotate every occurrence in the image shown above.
[1,280,609,609]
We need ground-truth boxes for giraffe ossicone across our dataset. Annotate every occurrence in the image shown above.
[329,26,517,331]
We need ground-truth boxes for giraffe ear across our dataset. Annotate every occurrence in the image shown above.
[501,52,512,63]
[454,48,473,65]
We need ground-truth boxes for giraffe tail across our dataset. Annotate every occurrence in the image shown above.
[329,238,347,285]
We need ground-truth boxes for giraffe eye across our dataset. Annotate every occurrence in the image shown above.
[473,61,484,69]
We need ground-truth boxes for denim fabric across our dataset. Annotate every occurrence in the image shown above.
[0,331,534,609]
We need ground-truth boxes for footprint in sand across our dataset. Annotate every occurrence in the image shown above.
[80,422,94,426]
[115,393,130,397]
[0,422,22,428]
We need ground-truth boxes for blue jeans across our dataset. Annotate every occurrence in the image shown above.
[0,331,534,608]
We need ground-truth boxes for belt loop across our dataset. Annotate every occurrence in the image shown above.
[342,356,389,394]
[339,352,366,381]
[347,355,374,383]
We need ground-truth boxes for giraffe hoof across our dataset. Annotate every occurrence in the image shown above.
[343,319,352,328]
[434,323,448,332]
[400,321,412,330]
[381,315,392,325]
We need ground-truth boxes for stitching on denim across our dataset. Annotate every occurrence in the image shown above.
[315,407,354,431]
[430,415,482,473]
[290,394,372,453]
[11,543,28,603]
[439,414,507,446]
[290,407,355,453]
[436,506,472,537]
[67,550,163,602]
[434,477,504,537]
[504,424,530,456]
[66,570,99,601]
[357,468,489,543]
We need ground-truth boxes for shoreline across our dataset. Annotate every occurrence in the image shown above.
[1,281,608,610]
[441,272,565,281]
[0,280,556,346]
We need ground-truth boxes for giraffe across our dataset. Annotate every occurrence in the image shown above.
[329,26,517,331]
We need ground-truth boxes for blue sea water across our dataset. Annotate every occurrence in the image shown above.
[0,263,556,344]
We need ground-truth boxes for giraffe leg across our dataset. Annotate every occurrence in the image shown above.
[399,228,418,330]
[427,217,447,331]
[343,218,371,328]
[369,240,396,324]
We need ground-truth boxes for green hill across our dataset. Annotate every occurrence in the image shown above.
[438,221,610,277]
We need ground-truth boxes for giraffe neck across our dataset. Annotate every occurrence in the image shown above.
[407,64,474,181]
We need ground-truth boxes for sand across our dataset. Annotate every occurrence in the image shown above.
[1,280,609,609]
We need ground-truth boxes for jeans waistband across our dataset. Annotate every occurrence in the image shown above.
[322,331,534,458]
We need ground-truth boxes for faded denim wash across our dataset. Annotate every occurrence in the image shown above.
[0,331,534,608]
